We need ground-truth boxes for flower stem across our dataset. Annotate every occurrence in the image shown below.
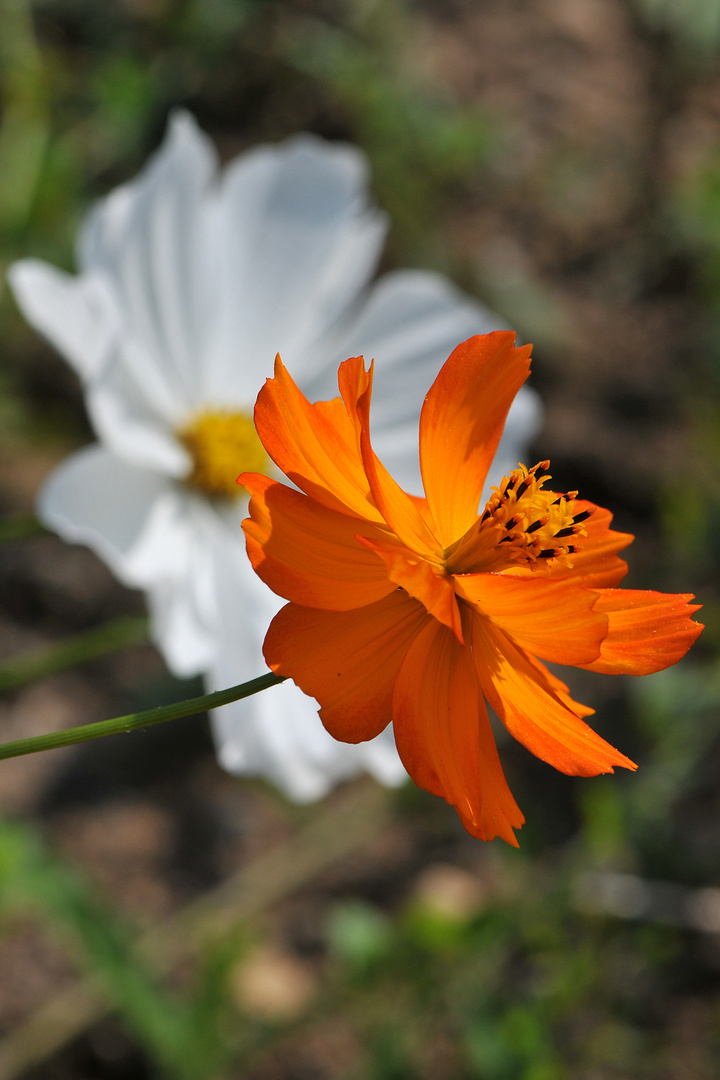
[0,672,286,760]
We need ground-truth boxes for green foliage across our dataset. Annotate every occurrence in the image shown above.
[627,662,720,860]
[316,858,699,1080]
[633,0,720,56]
[671,151,720,313]
[326,900,394,973]
[281,6,496,263]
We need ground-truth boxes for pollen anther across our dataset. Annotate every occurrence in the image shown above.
[445,460,590,575]
[179,409,268,499]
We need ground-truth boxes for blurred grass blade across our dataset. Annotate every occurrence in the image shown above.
[0,781,390,1078]
[0,615,149,692]
[0,0,50,233]
[0,514,46,542]
[0,671,285,760]
[0,820,229,1079]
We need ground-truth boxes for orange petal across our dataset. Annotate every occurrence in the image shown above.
[580,589,703,675]
[471,613,636,776]
[419,333,533,547]
[336,352,372,439]
[408,493,436,531]
[354,372,441,557]
[358,534,463,641]
[263,592,431,743]
[453,572,606,665]
[253,354,381,522]
[525,652,596,719]
[392,614,524,844]
[558,501,633,587]
[242,473,396,610]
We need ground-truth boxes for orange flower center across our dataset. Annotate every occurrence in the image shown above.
[445,461,592,575]
[179,409,268,499]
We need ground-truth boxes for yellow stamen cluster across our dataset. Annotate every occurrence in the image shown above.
[179,409,268,500]
[446,461,593,575]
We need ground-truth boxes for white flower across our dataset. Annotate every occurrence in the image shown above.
[9,111,542,801]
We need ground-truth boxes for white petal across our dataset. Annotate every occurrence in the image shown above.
[85,342,192,477]
[206,532,407,802]
[7,260,121,381]
[79,110,220,415]
[38,445,217,675]
[9,259,191,477]
[199,135,387,403]
[212,679,407,803]
[38,444,174,585]
[303,269,542,495]
[135,494,228,677]
[145,569,217,679]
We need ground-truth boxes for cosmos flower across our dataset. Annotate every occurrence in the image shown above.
[241,333,703,841]
[8,113,541,801]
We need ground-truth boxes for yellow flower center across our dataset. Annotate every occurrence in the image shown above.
[179,409,269,499]
[446,461,593,575]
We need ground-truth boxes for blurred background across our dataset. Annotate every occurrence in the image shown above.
[0,0,719,1077]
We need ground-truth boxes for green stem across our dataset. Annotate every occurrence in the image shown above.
[0,673,285,760]
[0,616,150,692]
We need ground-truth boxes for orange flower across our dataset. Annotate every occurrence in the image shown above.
[240,333,703,844]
